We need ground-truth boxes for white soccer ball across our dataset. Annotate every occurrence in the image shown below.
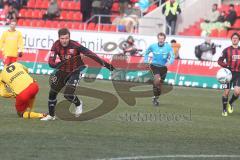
[216,68,232,84]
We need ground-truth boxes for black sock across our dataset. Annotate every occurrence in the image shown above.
[73,96,81,107]
[153,86,161,97]
[229,94,238,105]
[222,96,228,111]
[48,99,57,116]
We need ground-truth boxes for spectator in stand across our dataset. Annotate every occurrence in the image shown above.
[42,0,60,20]
[91,0,101,23]
[119,0,130,15]
[170,39,181,59]
[203,3,220,23]
[80,0,93,22]
[112,2,141,33]
[225,4,237,27]
[8,0,20,11]
[5,4,18,25]
[201,4,237,36]
[200,3,220,36]
[162,0,181,35]
[101,0,113,24]
[217,11,226,23]
[0,2,9,25]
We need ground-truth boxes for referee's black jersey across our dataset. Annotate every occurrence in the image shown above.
[218,46,240,72]
[48,40,104,73]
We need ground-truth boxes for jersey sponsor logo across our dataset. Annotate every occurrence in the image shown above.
[232,55,240,61]
[9,71,24,83]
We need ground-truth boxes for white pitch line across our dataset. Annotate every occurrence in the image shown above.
[97,155,240,160]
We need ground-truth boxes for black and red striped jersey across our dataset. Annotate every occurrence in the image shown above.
[48,40,105,73]
[218,46,240,72]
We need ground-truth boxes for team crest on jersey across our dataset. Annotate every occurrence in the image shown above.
[69,49,74,54]
[50,75,58,85]
[50,51,55,57]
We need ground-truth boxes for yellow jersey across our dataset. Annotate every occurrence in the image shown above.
[0,80,14,98]
[0,30,24,57]
[0,62,33,94]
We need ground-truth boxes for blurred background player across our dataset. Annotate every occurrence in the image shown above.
[0,20,24,65]
[0,62,45,119]
[41,28,114,121]
[218,32,240,116]
[170,39,181,59]
[144,32,175,106]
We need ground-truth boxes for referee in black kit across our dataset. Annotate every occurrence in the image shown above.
[41,28,115,121]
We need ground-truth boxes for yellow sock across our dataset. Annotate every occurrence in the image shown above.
[23,111,44,119]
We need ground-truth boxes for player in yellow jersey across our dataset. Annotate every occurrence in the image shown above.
[0,62,46,119]
[0,20,24,65]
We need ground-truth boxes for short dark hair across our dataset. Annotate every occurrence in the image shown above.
[58,28,70,37]
[229,4,234,8]
[231,32,240,39]
[157,32,166,39]
[171,39,176,43]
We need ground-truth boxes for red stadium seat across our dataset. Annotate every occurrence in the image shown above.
[87,22,96,30]
[233,19,240,28]
[36,20,45,27]
[102,25,110,31]
[60,11,68,20]
[31,20,38,27]
[209,29,218,37]
[44,20,52,28]
[39,1,48,9]
[147,4,157,13]
[73,12,82,21]
[22,20,31,26]
[25,9,33,18]
[17,19,24,26]
[61,1,69,10]
[27,0,35,8]
[19,9,27,18]
[71,22,79,29]
[218,30,228,37]
[110,25,117,32]
[111,2,119,12]
[95,24,103,31]
[67,11,74,20]
[32,10,42,18]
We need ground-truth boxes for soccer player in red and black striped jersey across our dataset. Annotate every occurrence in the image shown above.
[41,28,115,121]
[218,32,240,116]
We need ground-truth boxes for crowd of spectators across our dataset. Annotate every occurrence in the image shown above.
[0,0,27,25]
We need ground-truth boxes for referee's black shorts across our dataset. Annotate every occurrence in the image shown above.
[224,71,240,89]
[149,64,168,81]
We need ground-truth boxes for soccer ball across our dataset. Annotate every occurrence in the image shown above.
[216,68,232,84]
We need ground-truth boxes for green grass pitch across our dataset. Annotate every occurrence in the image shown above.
[1,74,240,160]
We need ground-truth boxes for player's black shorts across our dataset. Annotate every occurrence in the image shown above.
[149,64,168,81]
[49,69,82,93]
[224,71,240,89]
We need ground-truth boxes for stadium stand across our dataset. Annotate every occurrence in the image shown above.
[13,0,158,32]
[179,4,240,37]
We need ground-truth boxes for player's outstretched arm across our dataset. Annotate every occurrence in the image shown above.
[79,45,115,71]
